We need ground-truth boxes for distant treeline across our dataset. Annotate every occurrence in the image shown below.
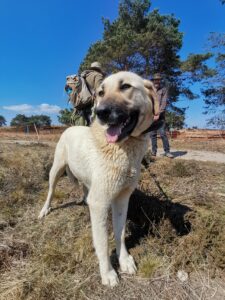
[10,114,52,128]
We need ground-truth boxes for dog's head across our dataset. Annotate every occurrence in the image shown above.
[95,71,159,143]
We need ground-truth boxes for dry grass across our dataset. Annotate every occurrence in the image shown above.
[1,128,225,152]
[169,138,225,154]
[0,131,61,143]
[0,142,225,299]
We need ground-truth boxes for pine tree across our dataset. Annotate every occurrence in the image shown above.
[57,109,73,125]
[0,115,6,127]
[79,0,213,128]
[202,33,225,128]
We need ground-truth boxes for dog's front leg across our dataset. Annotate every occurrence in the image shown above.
[112,189,137,275]
[88,194,119,287]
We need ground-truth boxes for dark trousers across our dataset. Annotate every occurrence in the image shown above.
[75,105,92,126]
[82,107,92,126]
[150,117,170,154]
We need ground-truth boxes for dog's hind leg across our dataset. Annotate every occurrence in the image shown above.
[66,166,78,185]
[38,144,66,219]
[112,188,137,275]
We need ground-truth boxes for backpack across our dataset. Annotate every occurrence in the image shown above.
[65,71,94,110]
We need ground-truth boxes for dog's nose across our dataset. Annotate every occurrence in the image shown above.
[96,104,128,125]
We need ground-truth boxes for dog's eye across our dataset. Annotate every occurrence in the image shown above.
[120,83,132,91]
[98,90,104,97]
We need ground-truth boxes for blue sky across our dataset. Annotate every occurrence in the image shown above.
[0,0,224,127]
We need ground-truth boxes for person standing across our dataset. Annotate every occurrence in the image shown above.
[80,62,105,125]
[150,73,174,158]
[65,62,105,126]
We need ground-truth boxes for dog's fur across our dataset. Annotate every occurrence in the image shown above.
[39,71,158,287]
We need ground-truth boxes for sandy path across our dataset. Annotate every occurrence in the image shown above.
[157,148,225,164]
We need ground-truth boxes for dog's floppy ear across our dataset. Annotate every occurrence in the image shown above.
[143,79,159,116]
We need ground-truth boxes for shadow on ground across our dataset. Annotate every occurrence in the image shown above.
[51,180,192,253]
[170,150,188,158]
[127,188,192,249]
[51,199,86,211]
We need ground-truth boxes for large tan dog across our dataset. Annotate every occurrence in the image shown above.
[39,71,159,287]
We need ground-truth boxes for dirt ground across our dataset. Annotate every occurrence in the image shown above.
[0,129,225,152]
[1,137,225,164]
[157,147,225,163]
[0,138,225,299]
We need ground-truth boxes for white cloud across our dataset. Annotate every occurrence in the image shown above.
[37,103,61,113]
[3,103,61,114]
[3,104,33,112]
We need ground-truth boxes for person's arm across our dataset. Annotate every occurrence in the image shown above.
[159,88,168,114]
[153,115,160,121]
[153,91,160,121]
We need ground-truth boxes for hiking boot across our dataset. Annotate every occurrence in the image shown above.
[165,152,174,158]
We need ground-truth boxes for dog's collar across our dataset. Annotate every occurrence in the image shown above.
[141,116,164,135]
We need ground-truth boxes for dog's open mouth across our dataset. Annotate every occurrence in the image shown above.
[106,111,139,143]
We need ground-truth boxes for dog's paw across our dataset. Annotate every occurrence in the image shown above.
[38,206,51,219]
[101,269,119,287]
[120,255,137,274]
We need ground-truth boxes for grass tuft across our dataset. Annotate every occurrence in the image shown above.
[138,254,161,278]
[166,161,192,177]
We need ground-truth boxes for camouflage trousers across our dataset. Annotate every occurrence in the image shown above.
[71,105,95,126]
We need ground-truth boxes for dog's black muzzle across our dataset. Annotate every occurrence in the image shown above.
[96,103,128,125]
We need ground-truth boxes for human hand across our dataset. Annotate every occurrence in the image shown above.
[153,115,159,121]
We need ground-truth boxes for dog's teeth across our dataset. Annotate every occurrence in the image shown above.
[122,118,130,129]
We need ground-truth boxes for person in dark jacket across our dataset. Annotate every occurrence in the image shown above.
[150,73,174,158]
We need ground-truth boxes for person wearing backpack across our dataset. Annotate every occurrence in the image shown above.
[65,62,105,126]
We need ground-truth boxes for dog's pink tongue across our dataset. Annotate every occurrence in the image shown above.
[106,126,121,143]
